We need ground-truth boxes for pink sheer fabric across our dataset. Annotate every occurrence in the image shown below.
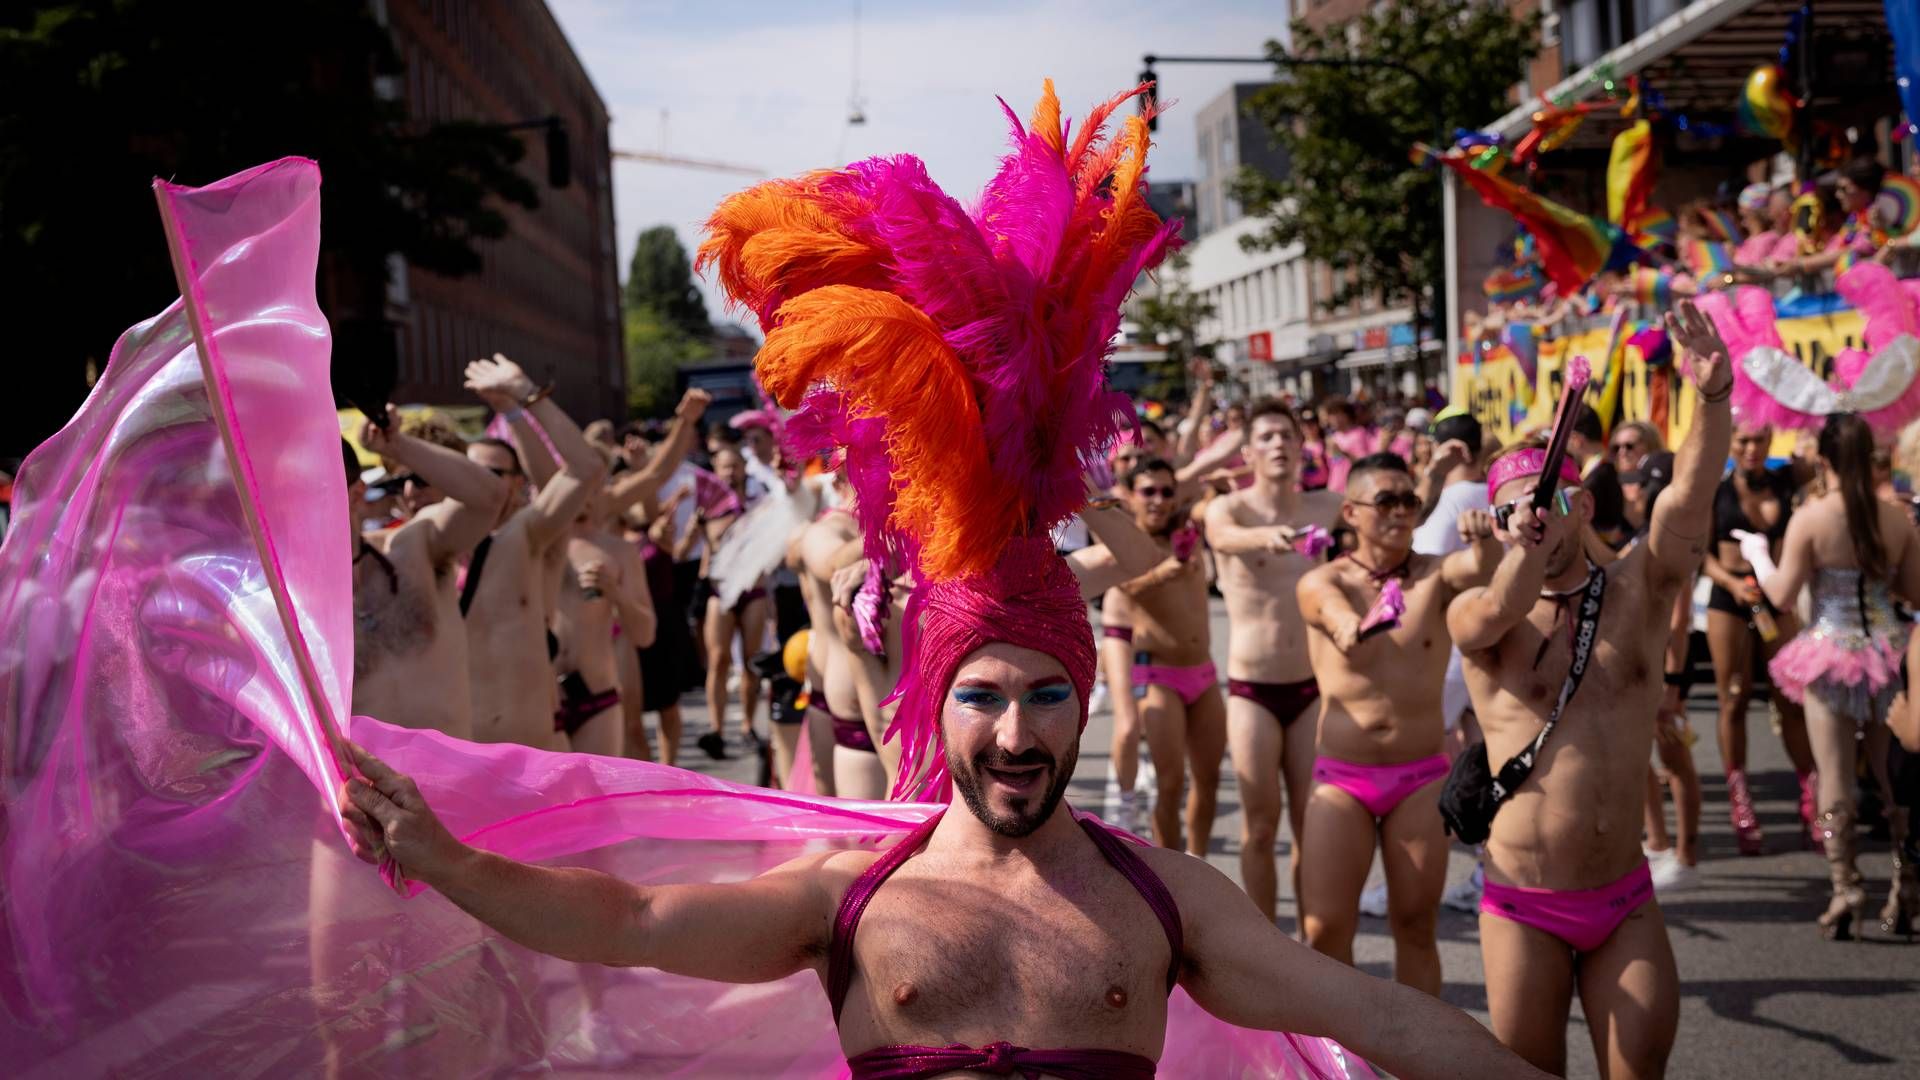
[1,159,1358,1078]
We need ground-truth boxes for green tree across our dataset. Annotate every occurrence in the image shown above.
[1131,251,1217,401]
[0,0,539,455]
[1234,0,1540,344]
[624,225,710,338]
[624,304,710,417]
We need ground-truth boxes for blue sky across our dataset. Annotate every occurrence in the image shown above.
[547,0,1292,322]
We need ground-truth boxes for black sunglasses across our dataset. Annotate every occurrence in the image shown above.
[1492,488,1573,531]
[1349,491,1421,514]
[1134,485,1177,499]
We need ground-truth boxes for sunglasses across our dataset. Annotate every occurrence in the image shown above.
[1610,440,1640,455]
[1492,487,1573,531]
[1134,485,1177,499]
[484,466,518,479]
[1348,491,1421,514]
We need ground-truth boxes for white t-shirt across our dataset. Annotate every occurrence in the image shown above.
[1413,480,1491,557]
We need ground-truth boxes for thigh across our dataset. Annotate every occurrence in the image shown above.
[805,709,838,796]
[736,596,770,657]
[770,720,800,786]
[1479,910,1576,1075]
[1803,693,1858,805]
[1704,609,1752,693]
[704,601,736,656]
[1577,901,1679,1080]
[834,746,887,800]
[568,701,624,758]
[1280,709,1320,833]
[1185,687,1227,782]
[1140,685,1189,778]
[1227,695,1283,826]
[1379,777,1450,915]
[1298,784,1377,917]
[1101,638,1140,735]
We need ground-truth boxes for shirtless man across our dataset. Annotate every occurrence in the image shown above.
[1297,453,1498,994]
[459,354,607,751]
[1203,399,1343,922]
[1445,301,1731,1076]
[337,637,1544,1079]
[319,416,504,1075]
[682,447,770,759]
[1113,458,1223,854]
[350,409,506,738]
[792,480,882,796]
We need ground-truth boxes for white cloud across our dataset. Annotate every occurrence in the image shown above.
[549,0,1291,323]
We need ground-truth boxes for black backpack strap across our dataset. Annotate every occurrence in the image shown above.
[459,534,493,617]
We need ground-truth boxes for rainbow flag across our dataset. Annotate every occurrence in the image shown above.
[1874,173,1920,238]
[1628,206,1676,249]
[1607,120,1658,229]
[1424,145,1641,294]
[1484,262,1545,304]
[1699,208,1742,244]
[1683,238,1734,277]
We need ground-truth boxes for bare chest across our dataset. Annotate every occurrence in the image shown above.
[845,863,1169,1044]
[352,546,443,679]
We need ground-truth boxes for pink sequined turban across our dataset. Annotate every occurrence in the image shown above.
[885,538,1096,797]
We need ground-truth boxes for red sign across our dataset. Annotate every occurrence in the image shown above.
[1247,331,1273,362]
[1361,326,1389,350]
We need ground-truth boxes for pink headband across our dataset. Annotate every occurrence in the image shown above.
[1487,448,1582,502]
[883,538,1095,800]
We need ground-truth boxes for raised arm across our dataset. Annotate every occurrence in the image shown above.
[1171,362,1214,465]
[605,388,712,517]
[467,354,606,549]
[1201,495,1292,556]
[1175,423,1245,486]
[1446,493,1557,654]
[337,743,834,982]
[1415,440,1471,524]
[1295,565,1363,652]
[1644,300,1733,593]
[1066,502,1163,598]
[1439,510,1501,591]
[1167,852,1548,1078]
[363,408,506,564]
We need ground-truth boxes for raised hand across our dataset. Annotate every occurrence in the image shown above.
[465,353,536,411]
[676,387,714,421]
[1664,299,1733,398]
[359,405,403,458]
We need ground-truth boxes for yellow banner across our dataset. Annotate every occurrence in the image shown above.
[1451,309,1868,457]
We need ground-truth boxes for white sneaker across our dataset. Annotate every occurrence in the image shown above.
[1649,855,1699,893]
[1089,680,1111,716]
[1441,865,1484,912]
[1114,790,1139,834]
[1358,882,1389,918]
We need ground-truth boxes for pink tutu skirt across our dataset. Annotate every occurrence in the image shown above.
[1770,630,1908,719]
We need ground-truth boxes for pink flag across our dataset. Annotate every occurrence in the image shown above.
[0,159,1359,1078]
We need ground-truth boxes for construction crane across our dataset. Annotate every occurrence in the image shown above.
[611,149,763,177]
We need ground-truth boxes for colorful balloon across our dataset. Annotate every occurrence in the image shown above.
[1736,63,1796,142]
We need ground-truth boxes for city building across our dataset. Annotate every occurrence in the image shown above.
[364,0,624,424]
[1173,82,1323,401]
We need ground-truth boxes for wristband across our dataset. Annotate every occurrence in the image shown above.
[1664,671,1689,688]
[519,382,555,409]
[1698,378,1733,404]
[503,408,527,424]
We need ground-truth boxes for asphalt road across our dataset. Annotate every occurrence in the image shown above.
[668,598,1918,1078]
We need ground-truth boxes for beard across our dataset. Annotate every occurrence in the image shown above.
[949,741,1078,838]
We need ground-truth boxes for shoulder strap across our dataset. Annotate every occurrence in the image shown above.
[827,810,943,1022]
[1491,562,1606,803]
[458,534,493,617]
[1077,815,1183,992]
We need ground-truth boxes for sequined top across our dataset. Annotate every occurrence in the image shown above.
[1804,568,1907,652]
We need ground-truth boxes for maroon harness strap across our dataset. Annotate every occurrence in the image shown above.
[825,809,1184,1079]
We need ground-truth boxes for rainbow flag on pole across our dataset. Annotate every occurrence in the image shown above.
[1423,145,1642,295]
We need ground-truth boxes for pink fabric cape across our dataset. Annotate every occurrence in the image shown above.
[0,159,1358,1078]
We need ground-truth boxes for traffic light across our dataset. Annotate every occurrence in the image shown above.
[1139,68,1158,132]
[545,116,571,189]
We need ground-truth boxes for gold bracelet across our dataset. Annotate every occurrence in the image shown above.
[519,382,556,409]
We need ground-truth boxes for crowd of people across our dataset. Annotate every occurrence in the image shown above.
[333,293,1918,1078]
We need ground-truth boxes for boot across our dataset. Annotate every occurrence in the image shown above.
[1728,769,1764,856]
[1817,805,1868,941]
[1798,770,1819,849]
[1880,807,1917,940]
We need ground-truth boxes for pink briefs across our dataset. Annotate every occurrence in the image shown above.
[1480,860,1655,954]
[1132,660,1218,706]
[1311,753,1449,819]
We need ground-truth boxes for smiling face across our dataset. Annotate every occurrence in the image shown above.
[942,642,1081,837]
[1129,465,1177,533]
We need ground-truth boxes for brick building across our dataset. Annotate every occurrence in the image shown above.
[362,0,624,424]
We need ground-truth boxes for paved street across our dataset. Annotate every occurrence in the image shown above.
[666,598,1918,1077]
